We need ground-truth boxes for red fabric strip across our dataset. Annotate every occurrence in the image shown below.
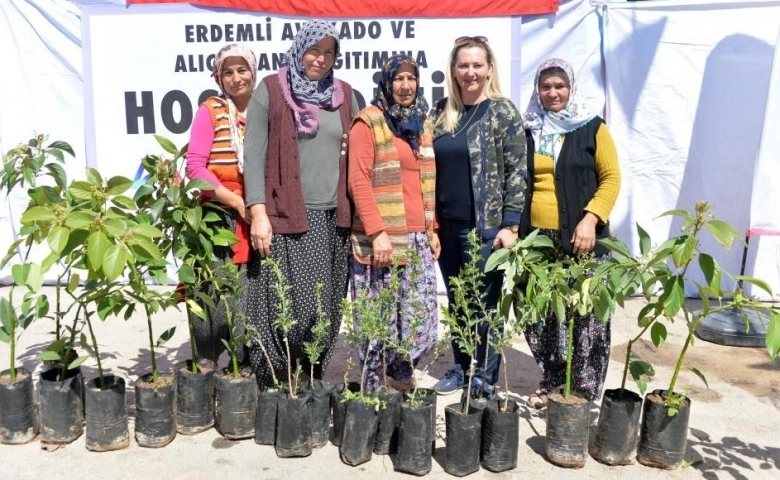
[126,0,558,17]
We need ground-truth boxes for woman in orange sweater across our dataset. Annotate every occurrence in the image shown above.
[348,54,439,393]
[521,58,621,408]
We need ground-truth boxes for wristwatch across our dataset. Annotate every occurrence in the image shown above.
[504,225,519,233]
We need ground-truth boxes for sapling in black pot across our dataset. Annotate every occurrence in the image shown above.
[302,282,334,449]
[245,321,283,446]
[440,229,491,477]
[619,203,780,469]
[213,261,256,440]
[338,281,394,467]
[265,257,312,457]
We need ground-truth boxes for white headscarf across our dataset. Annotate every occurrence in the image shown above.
[522,58,597,159]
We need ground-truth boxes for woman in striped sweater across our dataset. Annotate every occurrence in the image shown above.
[184,43,256,365]
[347,54,440,393]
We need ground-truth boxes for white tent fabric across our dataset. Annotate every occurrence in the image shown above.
[604,0,780,300]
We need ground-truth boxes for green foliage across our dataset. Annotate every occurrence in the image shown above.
[302,282,331,389]
[265,258,300,396]
[595,201,780,412]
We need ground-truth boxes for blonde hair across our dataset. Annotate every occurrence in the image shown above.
[436,39,506,133]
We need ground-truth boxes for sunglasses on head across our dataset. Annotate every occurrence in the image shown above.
[454,36,488,45]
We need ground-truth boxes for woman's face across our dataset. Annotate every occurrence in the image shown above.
[538,74,570,112]
[220,57,253,99]
[391,63,417,107]
[453,46,492,103]
[302,37,337,81]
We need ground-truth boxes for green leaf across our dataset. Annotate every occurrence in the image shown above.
[104,219,128,238]
[20,206,55,224]
[39,350,62,362]
[67,272,80,293]
[657,209,690,219]
[68,356,89,370]
[11,263,30,286]
[637,223,651,255]
[132,223,163,239]
[106,176,133,195]
[734,275,774,297]
[212,229,238,246]
[552,294,566,324]
[597,237,631,258]
[155,135,179,155]
[765,311,780,360]
[663,276,685,317]
[485,248,510,272]
[85,167,104,186]
[35,295,49,318]
[704,220,741,249]
[25,263,43,291]
[178,264,196,284]
[112,195,138,210]
[156,326,176,347]
[130,239,163,260]
[687,366,709,389]
[44,162,68,190]
[47,226,70,255]
[672,236,696,269]
[185,207,203,231]
[102,245,127,281]
[87,231,111,270]
[186,299,207,321]
[68,181,94,201]
[0,327,11,343]
[698,253,721,293]
[65,210,95,230]
[0,297,15,331]
[650,322,667,348]
[47,140,75,156]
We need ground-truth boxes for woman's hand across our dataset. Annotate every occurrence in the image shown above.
[230,193,247,222]
[429,233,441,261]
[249,204,273,257]
[572,212,599,255]
[493,228,518,250]
[372,231,393,268]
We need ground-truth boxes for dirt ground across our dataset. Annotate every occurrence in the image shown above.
[1,288,779,479]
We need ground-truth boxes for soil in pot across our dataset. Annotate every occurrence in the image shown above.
[545,392,591,468]
[276,391,313,457]
[134,373,177,448]
[592,388,642,465]
[481,398,520,472]
[339,399,379,466]
[330,381,360,446]
[637,389,691,469]
[303,380,334,449]
[395,401,433,475]
[214,367,257,440]
[0,368,39,444]
[255,389,281,445]
[406,388,437,453]
[85,375,130,452]
[175,359,215,435]
[443,402,482,477]
[39,367,84,444]
[374,386,401,455]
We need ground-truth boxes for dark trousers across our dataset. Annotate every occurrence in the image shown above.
[437,217,503,386]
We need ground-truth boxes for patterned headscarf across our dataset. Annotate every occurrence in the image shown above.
[371,54,429,153]
[522,58,596,148]
[212,43,257,173]
[278,19,344,135]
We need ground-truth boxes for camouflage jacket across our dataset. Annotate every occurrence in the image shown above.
[430,97,528,241]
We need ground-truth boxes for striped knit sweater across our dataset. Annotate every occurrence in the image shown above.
[350,106,436,265]
[204,96,242,183]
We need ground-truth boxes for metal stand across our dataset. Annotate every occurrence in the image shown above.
[693,235,768,347]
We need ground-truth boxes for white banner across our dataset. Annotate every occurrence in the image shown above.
[604,0,780,299]
[82,4,518,181]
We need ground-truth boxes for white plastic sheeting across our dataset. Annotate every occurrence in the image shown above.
[604,0,780,299]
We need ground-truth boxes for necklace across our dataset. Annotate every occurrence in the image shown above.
[451,103,481,138]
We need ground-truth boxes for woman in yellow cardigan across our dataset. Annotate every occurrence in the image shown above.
[521,58,621,409]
